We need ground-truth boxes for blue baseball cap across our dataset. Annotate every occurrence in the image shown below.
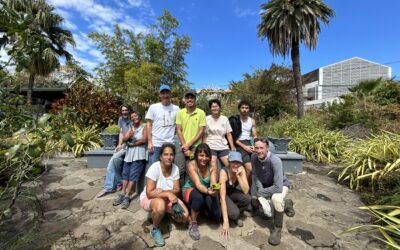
[159,84,171,92]
[228,151,243,163]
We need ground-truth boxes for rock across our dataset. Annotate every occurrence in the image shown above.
[44,210,72,221]
[243,229,268,248]
[73,188,100,201]
[105,231,148,249]
[59,176,85,186]
[192,236,225,250]
[286,221,336,247]
[73,224,111,242]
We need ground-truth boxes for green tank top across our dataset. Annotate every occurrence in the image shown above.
[182,165,211,192]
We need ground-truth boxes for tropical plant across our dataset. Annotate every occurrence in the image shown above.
[258,0,335,118]
[69,125,102,157]
[334,132,400,190]
[344,205,400,249]
[51,81,120,128]
[259,114,349,164]
[0,0,75,104]
[103,124,120,134]
[229,64,296,120]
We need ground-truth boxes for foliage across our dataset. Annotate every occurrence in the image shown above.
[0,0,75,104]
[373,80,400,105]
[257,0,335,118]
[229,64,296,121]
[103,124,120,134]
[259,114,349,163]
[51,81,119,128]
[69,125,101,157]
[333,132,400,190]
[344,205,400,249]
[196,88,235,116]
[89,10,191,108]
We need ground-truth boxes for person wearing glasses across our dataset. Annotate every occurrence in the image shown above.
[251,138,295,246]
[97,104,132,198]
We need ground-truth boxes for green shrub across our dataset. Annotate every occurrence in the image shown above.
[69,125,102,157]
[103,124,120,134]
[334,132,400,190]
[258,115,349,164]
[373,81,400,105]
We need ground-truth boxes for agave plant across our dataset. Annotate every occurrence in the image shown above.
[335,131,400,190]
[345,205,400,249]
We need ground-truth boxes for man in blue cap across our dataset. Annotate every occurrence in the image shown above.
[146,84,179,165]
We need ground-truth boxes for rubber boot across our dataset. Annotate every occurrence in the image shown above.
[268,211,284,246]
[284,199,295,217]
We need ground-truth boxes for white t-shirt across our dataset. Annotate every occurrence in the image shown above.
[205,115,233,150]
[145,103,179,147]
[140,161,180,200]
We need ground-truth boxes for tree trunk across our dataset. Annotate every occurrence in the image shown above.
[27,73,35,105]
[291,39,304,118]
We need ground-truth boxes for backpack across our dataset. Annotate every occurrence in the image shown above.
[229,115,242,143]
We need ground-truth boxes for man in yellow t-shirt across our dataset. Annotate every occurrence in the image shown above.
[176,90,206,161]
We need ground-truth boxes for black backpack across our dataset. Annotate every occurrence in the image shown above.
[229,115,242,143]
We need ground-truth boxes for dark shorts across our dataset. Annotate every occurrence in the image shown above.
[122,160,146,181]
[237,140,252,164]
[211,149,230,158]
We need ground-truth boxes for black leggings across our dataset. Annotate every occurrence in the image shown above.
[188,188,221,221]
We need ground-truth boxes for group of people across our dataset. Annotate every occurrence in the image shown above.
[96,85,295,247]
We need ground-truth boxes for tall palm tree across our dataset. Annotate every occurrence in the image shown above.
[258,0,334,118]
[0,0,75,104]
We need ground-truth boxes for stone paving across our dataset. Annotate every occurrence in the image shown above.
[1,156,381,249]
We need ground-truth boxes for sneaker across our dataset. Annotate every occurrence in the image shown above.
[96,189,112,198]
[113,193,124,206]
[121,196,131,209]
[258,197,273,217]
[150,228,165,247]
[188,221,200,240]
[235,218,244,227]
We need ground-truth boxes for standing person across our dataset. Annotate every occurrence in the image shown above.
[146,84,179,166]
[176,90,206,164]
[219,152,251,238]
[182,143,221,241]
[251,138,295,246]
[113,111,147,209]
[231,100,257,181]
[203,99,235,170]
[97,105,132,198]
[140,143,189,247]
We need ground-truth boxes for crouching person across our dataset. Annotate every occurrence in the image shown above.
[219,151,251,238]
[139,143,189,247]
[251,138,295,246]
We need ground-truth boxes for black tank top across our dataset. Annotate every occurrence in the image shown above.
[222,167,239,195]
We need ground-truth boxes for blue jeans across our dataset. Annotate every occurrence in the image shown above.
[103,149,126,192]
[148,146,162,166]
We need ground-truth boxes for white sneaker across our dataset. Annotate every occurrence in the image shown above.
[258,197,273,217]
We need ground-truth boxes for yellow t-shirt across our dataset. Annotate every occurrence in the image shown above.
[176,108,206,147]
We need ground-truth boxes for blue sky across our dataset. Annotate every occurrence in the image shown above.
[47,0,400,89]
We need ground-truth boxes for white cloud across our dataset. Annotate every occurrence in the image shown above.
[234,7,258,18]
[127,0,143,7]
[73,33,93,52]
[63,19,78,30]
[119,16,150,34]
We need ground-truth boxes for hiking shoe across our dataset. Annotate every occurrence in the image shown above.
[188,221,200,240]
[121,196,131,209]
[150,228,165,247]
[96,189,112,198]
[235,218,244,227]
[284,199,295,217]
[113,193,124,206]
[258,197,273,217]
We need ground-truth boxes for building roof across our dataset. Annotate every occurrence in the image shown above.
[17,87,67,100]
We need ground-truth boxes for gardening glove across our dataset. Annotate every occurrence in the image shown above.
[211,183,221,191]
[172,202,184,218]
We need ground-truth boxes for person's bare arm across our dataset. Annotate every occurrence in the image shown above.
[236,166,249,194]
[251,118,257,138]
[134,125,147,146]
[186,126,205,148]
[146,120,153,152]
[226,132,235,151]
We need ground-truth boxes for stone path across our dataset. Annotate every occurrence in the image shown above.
[1,157,381,249]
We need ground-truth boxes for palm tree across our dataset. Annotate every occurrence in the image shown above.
[0,0,75,104]
[258,0,334,118]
